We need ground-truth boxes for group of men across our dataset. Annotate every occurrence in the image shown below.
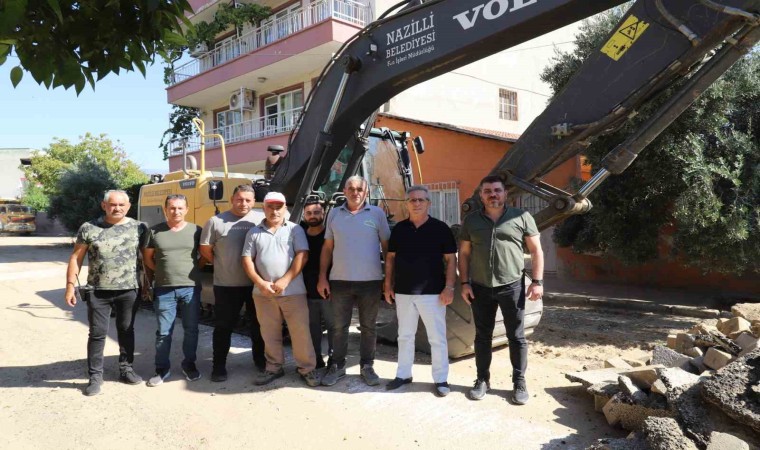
[65,174,543,405]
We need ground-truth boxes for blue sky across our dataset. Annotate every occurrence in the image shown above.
[1,61,172,174]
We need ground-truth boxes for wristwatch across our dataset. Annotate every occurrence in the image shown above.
[461,281,470,286]
[531,279,543,286]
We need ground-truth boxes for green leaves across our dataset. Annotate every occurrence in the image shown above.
[2,0,194,92]
[10,66,23,86]
[544,8,760,275]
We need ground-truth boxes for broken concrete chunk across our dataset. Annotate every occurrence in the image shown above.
[624,366,663,390]
[689,356,708,373]
[566,365,664,389]
[622,358,645,368]
[703,347,732,370]
[701,349,760,434]
[716,318,729,333]
[657,367,701,391]
[651,379,668,395]
[730,303,760,323]
[595,394,610,412]
[675,333,696,353]
[708,329,742,354]
[588,381,621,398]
[605,357,633,369]
[752,322,760,338]
[705,431,750,450]
[642,417,698,450]
[683,347,703,358]
[618,376,648,404]
[720,317,751,339]
[667,334,678,349]
[689,323,718,335]
[603,392,674,431]
[652,345,692,370]
[733,332,759,356]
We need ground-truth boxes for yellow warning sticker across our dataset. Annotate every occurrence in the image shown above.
[601,15,650,61]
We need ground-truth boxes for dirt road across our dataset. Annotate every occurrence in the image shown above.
[0,236,702,449]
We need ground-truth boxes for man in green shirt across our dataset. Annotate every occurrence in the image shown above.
[459,175,544,405]
[143,194,203,386]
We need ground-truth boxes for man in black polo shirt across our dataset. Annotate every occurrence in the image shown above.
[384,185,457,397]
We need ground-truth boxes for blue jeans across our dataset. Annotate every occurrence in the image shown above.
[153,286,201,371]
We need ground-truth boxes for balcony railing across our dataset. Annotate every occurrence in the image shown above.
[168,0,371,85]
[168,107,303,156]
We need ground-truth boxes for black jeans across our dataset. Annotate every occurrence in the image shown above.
[86,289,139,378]
[308,297,334,366]
[212,286,265,369]
[330,280,382,368]
[471,279,527,383]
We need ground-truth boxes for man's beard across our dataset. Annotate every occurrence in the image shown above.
[307,218,324,227]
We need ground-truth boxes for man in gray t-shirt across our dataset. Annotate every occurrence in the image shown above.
[200,185,266,382]
[318,176,390,387]
[242,192,319,387]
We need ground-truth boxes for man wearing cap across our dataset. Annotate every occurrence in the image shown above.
[242,192,320,387]
[459,175,544,405]
[200,184,266,382]
[318,175,391,387]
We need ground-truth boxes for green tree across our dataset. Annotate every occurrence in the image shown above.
[1,0,192,93]
[48,162,117,232]
[544,8,759,275]
[22,134,148,212]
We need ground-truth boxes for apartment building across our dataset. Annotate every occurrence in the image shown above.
[166,0,579,175]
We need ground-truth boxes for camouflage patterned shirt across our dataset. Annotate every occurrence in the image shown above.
[76,217,148,290]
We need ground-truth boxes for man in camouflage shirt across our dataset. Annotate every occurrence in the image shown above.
[65,190,149,396]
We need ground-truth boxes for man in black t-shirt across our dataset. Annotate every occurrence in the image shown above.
[383,186,457,397]
[302,200,334,369]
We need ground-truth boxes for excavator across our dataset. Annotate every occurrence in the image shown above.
[143,0,760,357]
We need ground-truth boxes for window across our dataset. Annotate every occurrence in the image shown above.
[263,89,304,135]
[261,4,302,45]
[426,182,460,225]
[216,109,244,143]
[499,88,518,121]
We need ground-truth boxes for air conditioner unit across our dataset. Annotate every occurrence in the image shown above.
[229,88,256,111]
[189,42,208,58]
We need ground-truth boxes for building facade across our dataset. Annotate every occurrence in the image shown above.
[166,0,579,175]
[0,148,33,200]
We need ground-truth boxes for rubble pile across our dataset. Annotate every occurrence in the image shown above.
[568,303,760,450]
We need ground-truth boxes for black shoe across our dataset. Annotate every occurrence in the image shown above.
[211,366,228,382]
[84,376,103,396]
[512,380,529,405]
[254,369,285,386]
[434,382,451,397]
[182,363,201,382]
[385,377,412,390]
[119,368,143,385]
[468,379,490,400]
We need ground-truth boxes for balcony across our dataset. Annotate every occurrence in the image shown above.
[168,107,304,157]
[168,0,370,87]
